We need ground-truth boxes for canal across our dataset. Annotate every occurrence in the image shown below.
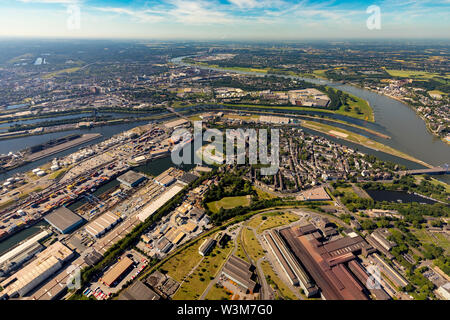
[365,189,438,205]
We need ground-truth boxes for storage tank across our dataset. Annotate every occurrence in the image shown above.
[36,171,46,177]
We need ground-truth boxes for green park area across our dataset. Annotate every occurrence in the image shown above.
[247,211,299,234]
[334,186,359,199]
[385,69,450,80]
[172,241,234,300]
[159,241,204,283]
[312,69,328,79]
[411,228,450,255]
[206,196,251,214]
[242,227,265,262]
[339,92,373,122]
[42,67,81,79]
[222,102,372,122]
[428,90,447,97]
[204,283,233,300]
[253,186,277,200]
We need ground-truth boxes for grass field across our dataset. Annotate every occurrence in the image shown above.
[206,196,251,214]
[260,260,298,300]
[246,211,299,234]
[340,92,374,122]
[234,228,250,262]
[159,241,204,283]
[42,67,81,79]
[312,69,328,78]
[428,90,447,96]
[188,115,202,121]
[301,120,431,167]
[253,186,277,200]
[221,101,373,122]
[172,241,234,300]
[413,175,450,199]
[242,227,265,262]
[385,69,449,80]
[49,168,69,180]
[204,283,232,300]
[335,186,359,199]
[411,228,450,255]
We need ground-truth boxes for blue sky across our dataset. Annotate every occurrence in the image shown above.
[0,0,449,39]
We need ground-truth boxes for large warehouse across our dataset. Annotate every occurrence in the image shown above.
[0,230,51,272]
[44,207,84,234]
[85,211,122,238]
[264,229,318,297]
[102,256,134,287]
[118,280,160,300]
[279,225,374,300]
[1,242,74,297]
[222,255,256,294]
[137,184,184,222]
[117,170,147,188]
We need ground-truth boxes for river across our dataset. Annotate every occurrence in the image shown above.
[171,56,450,183]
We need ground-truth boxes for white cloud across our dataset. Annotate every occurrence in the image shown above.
[17,0,79,3]
[94,7,164,23]
[228,0,259,8]
[167,0,234,25]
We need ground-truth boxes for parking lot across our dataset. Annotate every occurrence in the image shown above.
[83,249,149,300]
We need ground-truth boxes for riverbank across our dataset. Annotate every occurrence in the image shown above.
[300,119,433,168]
[347,83,449,146]
[25,133,102,162]
[215,107,389,139]
[178,59,374,122]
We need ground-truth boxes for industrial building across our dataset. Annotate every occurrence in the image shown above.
[137,184,184,222]
[178,172,198,186]
[154,172,176,187]
[370,229,397,251]
[117,170,147,188]
[118,280,160,300]
[0,230,51,276]
[85,211,122,238]
[83,249,103,266]
[1,242,74,297]
[102,256,134,287]
[437,283,450,300]
[44,207,84,234]
[369,253,408,289]
[156,237,173,254]
[198,238,216,256]
[279,224,376,300]
[222,255,256,294]
[264,230,318,297]
[164,118,189,129]
[347,259,390,300]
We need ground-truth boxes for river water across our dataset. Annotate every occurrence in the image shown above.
[171,56,450,183]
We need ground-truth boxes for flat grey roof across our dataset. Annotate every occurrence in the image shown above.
[118,281,160,300]
[44,207,83,233]
[117,170,146,185]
